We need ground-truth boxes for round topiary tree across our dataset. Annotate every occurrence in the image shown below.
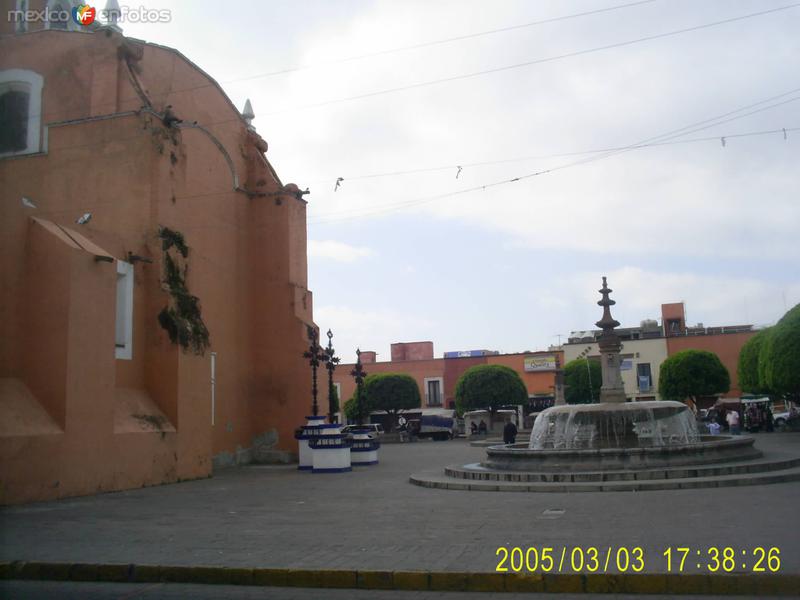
[737,328,772,394]
[563,358,602,404]
[659,349,730,403]
[454,365,527,419]
[363,373,421,431]
[759,303,800,401]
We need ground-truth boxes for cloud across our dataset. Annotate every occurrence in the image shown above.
[314,305,435,363]
[555,267,800,330]
[308,240,373,262]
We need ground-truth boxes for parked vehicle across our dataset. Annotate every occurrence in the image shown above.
[342,424,384,437]
[417,413,456,441]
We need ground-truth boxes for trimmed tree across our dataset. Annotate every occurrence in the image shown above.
[759,303,800,401]
[563,358,602,404]
[363,373,421,431]
[738,328,772,394]
[344,387,367,423]
[659,349,730,403]
[327,382,340,418]
[455,364,527,418]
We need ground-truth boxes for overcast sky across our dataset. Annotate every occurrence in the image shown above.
[123,0,800,362]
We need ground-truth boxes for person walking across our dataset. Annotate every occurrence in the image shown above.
[726,409,741,435]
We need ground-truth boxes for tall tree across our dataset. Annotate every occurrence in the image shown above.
[455,365,527,417]
[659,349,730,402]
[759,303,800,401]
[738,328,771,394]
[363,373,421,430]
[563,358,602,404]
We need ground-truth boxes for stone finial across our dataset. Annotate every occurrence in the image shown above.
[595,276,620,332]
[242,99,255,130]
[105,0,122,31]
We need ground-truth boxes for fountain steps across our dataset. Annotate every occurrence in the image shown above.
[410,453,800,492]
[443,455,800,483]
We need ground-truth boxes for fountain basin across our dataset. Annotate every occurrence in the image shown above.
[484,435,761,472]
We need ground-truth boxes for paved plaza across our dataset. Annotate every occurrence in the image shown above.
[2,433,799,596]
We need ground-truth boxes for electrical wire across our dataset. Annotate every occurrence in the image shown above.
[227,0,659,80]
[265,3,800,115]
[307,97,800,225]
[6,0,658,125]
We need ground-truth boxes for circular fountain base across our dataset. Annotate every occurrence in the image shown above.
[485,435,761,472]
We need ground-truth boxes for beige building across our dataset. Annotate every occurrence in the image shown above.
[563,334,668,401]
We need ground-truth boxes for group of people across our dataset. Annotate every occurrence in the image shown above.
[469,419,519,445]
[469,420,488,436]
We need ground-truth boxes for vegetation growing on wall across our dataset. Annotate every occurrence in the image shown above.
[157,226,210,355]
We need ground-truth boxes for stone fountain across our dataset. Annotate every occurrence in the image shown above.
[410,278,800,492]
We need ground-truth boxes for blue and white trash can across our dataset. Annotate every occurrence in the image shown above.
[294,415,326,470]
[349,426,380,466]
[309,423,352,473]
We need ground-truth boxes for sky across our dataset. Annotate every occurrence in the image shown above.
[121,0,800,362]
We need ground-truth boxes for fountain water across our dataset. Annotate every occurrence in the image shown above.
[409,277,800,491]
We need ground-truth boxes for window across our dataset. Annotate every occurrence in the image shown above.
[637,363,652,392]
[46,2,69,30]
[0,86,29,152]
[15,0,28,32]
[115,260,133,359]
[425,378,443,406]
[0,69,43,157]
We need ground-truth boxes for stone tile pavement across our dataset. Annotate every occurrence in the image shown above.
[1,434,799,577]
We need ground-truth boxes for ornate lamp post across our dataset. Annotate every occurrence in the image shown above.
[351,348,367,425]
[349,348,380,466]
[302,325,326,416]
[295,325,328,470]
[324,329,340,423]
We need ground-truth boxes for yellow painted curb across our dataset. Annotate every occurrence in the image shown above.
[2,561,800,595]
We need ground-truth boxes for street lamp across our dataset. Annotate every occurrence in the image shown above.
[302,325,326,417]
[324,329,340,423]
[350,348,368,425]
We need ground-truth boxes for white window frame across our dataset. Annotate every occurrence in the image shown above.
[0,69,43,158]
[424,377,444,407]
[115,260,134,360]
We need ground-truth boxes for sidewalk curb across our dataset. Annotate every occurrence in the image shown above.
[2,561,798,595]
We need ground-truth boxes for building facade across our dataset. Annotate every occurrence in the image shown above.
[1,8,315,504]
[333,341,562,421]
[563,302,757,403]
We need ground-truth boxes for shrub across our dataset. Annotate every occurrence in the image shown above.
[563,358,602,404]
[455,365,527,416]
[659,349,730,401]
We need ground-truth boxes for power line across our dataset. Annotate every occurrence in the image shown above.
[311,126,798,196]
[3,0,658,126]
[227,0,659,80]
[265,3,800,115]
[307,94,800,224]
[310,83,800,202]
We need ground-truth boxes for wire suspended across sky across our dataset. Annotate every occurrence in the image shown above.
[307,89,800,225]
[225,0,659,81]
[264,2,800,115]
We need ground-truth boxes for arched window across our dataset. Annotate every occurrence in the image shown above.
[0,70,43,157]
